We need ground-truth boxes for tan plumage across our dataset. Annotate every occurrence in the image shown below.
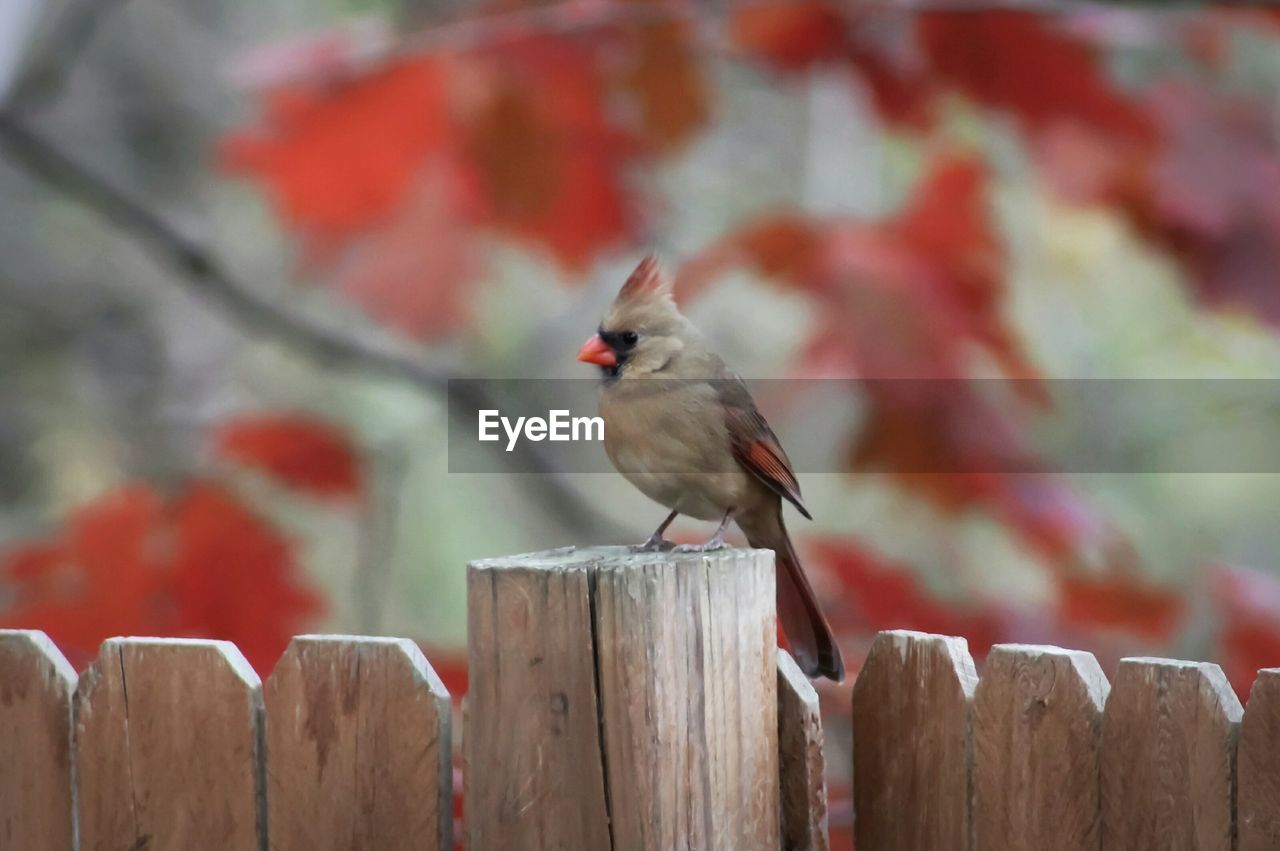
[578,256,845,681]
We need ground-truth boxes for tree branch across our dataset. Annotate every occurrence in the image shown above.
[0,110,629,541]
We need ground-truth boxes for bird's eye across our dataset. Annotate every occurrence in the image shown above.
[621,331,639,346]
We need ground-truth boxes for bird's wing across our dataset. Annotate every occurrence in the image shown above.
[716,376,812,519]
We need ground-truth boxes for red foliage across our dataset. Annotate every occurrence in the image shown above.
[463,37,633,269]
[1116,86,1280,326]
[808,538,1004,656]
[729,1,848,71]
[221,57,454,252]
[609,19,709,155]
[214,414,363,501]
[916,11,1154,144]
[188,1,1280,730]
[0,483,323,672]
[221,18,712,334]
[1057,572,1185,643]
[1210,564,1280,697]
[683,155,1109,565]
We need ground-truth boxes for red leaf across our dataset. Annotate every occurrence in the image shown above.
[1123,85,1280,327]
[221,56,452,246]
[463,37,633,270]
[730,1,849,72]
[1209,564,1280,697]
[891,155,1040,384]
[1058,572,1184,643]
[808,538,1004,656]
[917,11,1154,144]
[335,165,483,337]
[1,486,168,654]
[170,482,325,671]
[213,414,362,501]
[609,20,709,155]
[0,483,323,672]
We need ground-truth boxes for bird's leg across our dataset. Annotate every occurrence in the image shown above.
[633,509,679,552]
[674,509,734,553]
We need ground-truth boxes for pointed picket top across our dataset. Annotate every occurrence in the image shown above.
[778,649,828,851]
[852,630,977,850]
[974,644,1108,850]
[0,630,76,849]
[264,634,452,851]
[1240,668,1280,851]
[74,637,265,851]
[1102,657,1242,851]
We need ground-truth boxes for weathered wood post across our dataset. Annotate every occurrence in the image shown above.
[465,546,780,851]
[0,630,76,849]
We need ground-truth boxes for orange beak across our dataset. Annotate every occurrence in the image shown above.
[576,334,617,367]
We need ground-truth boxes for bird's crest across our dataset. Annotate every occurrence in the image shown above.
[617,255,672,304]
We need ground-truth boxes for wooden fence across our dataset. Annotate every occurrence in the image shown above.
[1,546,1279,850]
[851,631,1280,851]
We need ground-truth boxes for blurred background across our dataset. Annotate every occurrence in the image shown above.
[4,0,1280,841]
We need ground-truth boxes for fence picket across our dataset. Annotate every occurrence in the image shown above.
[1239,667,1280,851]
[1101,657,1241,851]
[5,621,1276,851]
[74,638,265,851]
[465,552,613,850]
[851,630,977,851]
[0,630,76,849]
[466,546,779,851]
[973,644,1108,851]
[264,635,452,850]
[778,648,828,851]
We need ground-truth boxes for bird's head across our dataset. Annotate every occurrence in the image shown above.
[577,255,696,380]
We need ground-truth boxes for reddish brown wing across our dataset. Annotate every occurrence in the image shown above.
[718,378,812,519]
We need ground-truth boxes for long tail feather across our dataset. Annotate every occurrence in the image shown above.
[740,510,844,682]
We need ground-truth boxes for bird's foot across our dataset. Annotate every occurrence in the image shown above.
[631,534,675,553]
[672,540,727,553]
[671,511,733,553]
[673,528,729,553]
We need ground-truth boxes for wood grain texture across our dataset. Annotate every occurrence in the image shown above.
[1239,668,1280,851]
[973,644,1109,851]
[778,648,828,851]
[264,635,452,851]
[465,548,613,851]
[465,546,779,851]
[0,630,76,850]
[851,630,977,851]
[593,547,779,851]
[74,638,265,851]
[1101,657,1242,851]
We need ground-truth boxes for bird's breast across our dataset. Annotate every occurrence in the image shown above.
[598,381,754,521]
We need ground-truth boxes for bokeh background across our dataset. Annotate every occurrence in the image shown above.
[5,0,1280,841]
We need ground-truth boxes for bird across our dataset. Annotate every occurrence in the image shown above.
[576,255,845,681]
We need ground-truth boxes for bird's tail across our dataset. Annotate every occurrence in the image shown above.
[740,509,845,682]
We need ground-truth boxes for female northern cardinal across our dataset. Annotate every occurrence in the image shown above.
[576,256,845,681]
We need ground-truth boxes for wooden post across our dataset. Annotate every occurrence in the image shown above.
[778,649,828,851]
[1238,668,1280,851]
[973,644,1109,851]
[851,630,977,851]
[1101,657,1242,851]
[264,635,453,850]
[0,630,76,849]
[74,638,265,851]
[465,546,779,851]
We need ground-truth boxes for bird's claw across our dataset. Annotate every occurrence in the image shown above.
[673,541,727,553]
[631,536,675,553]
